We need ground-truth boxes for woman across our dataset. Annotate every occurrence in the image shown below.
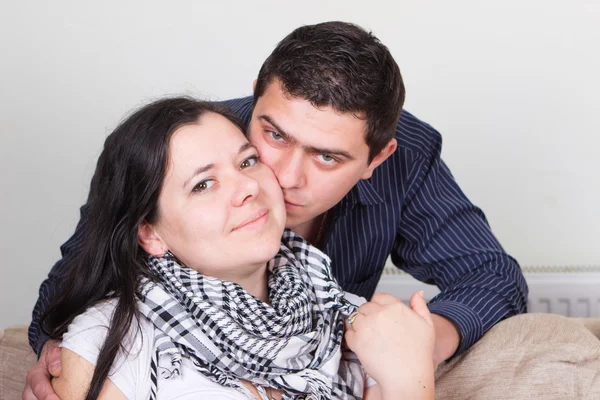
[43,97,435,399]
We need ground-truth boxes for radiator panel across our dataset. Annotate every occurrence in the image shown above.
[376,265,600,318]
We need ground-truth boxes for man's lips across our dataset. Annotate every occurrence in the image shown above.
[232,209,268,231]
[284,198,303,207]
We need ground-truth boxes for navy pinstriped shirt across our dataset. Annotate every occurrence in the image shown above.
[29,96,528,357]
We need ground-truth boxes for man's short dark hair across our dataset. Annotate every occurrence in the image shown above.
[254,21,405,163]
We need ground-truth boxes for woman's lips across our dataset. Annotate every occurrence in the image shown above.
[233,209,269,231]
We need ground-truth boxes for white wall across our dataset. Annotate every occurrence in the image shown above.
[1,0,599,327]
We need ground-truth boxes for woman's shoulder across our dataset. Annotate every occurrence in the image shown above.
[68,298,119,327]
[60,298,156,398]
[62,299,117,349]
[63,298,154,349]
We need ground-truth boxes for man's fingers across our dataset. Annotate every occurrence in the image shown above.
[27,362,60,400]
[46,346,62,378]
[23,340,63,400]
[22,385,35,400]
[410,291,433,326]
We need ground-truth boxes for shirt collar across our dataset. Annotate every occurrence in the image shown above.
[356,179,384,206]
[333,178,384,218]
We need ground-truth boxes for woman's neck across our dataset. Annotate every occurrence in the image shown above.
[218,262,270,303]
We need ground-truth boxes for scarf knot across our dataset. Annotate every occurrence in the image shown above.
[138,229,365,399]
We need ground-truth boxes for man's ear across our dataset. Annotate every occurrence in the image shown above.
[138,221,168,256]
[361,138,397,180]
[253,79,257,93]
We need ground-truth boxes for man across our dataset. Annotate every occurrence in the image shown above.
[24,21,527,399]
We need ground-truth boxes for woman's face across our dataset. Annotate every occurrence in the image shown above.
[148,112,286,280]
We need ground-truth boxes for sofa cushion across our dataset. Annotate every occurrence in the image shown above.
[2,316,600,399]
[577,317,600,339]
[435,313,600,400]
[0,325,36,399]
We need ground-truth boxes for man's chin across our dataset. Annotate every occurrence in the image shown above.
[285,213,318,231]
[285,216,307,230]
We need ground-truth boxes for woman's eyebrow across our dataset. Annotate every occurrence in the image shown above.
[238,142,257,154]
[184,163,215,188]
[183,143,256,189]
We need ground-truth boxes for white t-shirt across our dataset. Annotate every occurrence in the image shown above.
[61,296,373,399]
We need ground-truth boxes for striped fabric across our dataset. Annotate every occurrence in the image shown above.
[29,96,528,357]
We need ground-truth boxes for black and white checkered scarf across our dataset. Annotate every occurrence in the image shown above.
[136,229,365,399]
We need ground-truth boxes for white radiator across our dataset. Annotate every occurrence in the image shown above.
[375,264,600,318]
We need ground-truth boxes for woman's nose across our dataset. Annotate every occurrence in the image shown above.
[231,172,260,207]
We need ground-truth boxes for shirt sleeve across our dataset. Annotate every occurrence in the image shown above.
[391,127,528,356]
[28,204,90,355]
[60,300,152,399]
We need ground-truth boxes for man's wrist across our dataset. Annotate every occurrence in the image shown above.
[431,314,461,367]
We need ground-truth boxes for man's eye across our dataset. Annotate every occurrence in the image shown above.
[317,154,337,165]
[269,131,284,141]
[192,179,215,193]
[240,155,259,169]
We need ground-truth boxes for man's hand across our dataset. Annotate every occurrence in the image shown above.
[431,314,461,368]
[23,340,62,400]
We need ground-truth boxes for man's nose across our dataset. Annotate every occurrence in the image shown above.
[274,150,306,189]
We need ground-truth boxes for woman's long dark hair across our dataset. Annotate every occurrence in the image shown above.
[42,97,245,399]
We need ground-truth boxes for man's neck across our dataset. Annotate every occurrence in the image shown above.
[291,213,327,246]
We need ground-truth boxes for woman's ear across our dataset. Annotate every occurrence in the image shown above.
[138,221,168,256]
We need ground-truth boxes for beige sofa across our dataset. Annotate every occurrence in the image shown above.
[0,326,38,400]
[2,314,600,399]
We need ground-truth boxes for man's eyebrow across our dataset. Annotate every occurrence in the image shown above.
[183,143,257,189]
[258,114,354,159]
[257,115,293,142]
[303,145,354,160]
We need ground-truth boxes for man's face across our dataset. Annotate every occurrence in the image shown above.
[248,79,377,231]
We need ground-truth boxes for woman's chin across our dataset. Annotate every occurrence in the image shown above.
[253,236,284,264]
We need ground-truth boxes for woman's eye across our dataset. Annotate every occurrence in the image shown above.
[269,131,284,141]
[192,179,215,193]
[240,155,259,169]
[317,154,337,165]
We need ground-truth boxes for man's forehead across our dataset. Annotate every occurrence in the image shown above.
[254,94,368,149]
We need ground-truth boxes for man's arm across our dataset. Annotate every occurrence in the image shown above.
[23,340,62,400]
[25,205,90,399]
[392,116,528,360]
[430,314,460,367]
[29,204,90,354]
